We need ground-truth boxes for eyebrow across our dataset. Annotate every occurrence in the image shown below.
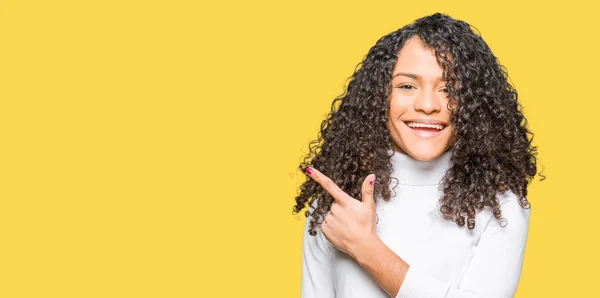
[392,72,445,81]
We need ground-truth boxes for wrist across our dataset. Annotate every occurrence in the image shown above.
[350,233,382,264]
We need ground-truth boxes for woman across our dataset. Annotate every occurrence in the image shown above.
[293,13,542,298]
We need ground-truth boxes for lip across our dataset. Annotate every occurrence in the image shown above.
[403,119,448,126]
[402,121,446,138]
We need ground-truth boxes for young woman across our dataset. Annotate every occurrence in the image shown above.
[293,13,542,298]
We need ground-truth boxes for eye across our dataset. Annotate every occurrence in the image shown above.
[397,85,415,90]
[440,87,448,93]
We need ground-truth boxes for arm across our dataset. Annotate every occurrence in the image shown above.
[300,202,336,298]
[352,196,531,298]
[350,234,409,297]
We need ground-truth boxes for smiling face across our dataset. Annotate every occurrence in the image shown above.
[387,36,456,161]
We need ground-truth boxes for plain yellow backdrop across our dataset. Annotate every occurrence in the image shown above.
[1,0,598,297]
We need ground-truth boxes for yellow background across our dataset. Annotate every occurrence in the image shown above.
[1,0,597,297]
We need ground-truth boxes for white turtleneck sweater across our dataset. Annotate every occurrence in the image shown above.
[300,150,531,298]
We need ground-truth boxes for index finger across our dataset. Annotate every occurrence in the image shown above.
[305,167,351,205]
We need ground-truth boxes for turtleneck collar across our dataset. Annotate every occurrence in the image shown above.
[390,149,453,186]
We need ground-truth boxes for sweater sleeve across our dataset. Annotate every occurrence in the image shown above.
[396,194,531,298]
[300,202,336,298]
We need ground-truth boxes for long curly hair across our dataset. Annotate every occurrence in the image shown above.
[293,13,544,236]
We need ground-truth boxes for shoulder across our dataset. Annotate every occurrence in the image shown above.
[304,198,336,253]
[496,189,525,207]
[497,189,531,219]
[482,189,531,236]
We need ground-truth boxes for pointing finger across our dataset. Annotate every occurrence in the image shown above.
[305,167,351,205]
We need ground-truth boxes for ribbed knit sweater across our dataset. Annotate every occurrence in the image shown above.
[300,149,531,298]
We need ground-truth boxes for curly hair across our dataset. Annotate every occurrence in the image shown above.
[293,13,544,236]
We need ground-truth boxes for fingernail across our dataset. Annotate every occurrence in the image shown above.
[369,180,374,185]
[305,167,313,175]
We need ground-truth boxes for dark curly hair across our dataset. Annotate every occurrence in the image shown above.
[293,13,544,236]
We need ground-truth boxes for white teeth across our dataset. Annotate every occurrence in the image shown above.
[406,122,445,130]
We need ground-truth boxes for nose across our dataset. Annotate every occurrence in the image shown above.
[414,88,441,114]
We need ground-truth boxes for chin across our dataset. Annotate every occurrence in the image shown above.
[401,140,452,161]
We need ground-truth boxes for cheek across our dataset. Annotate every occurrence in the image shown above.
[388,96,410,118]
[446,125,456,144]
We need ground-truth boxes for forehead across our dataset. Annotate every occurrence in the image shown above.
[393,36,444,76]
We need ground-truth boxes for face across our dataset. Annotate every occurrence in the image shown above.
[387,36,456,161]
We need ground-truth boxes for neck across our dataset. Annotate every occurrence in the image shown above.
[390,149,453,186]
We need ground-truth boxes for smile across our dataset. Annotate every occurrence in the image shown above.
[404,121,446,138]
